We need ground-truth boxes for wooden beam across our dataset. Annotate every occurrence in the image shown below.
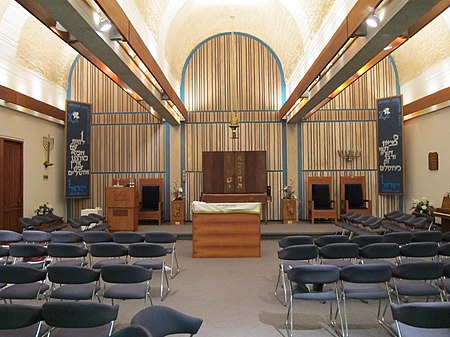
[403,87,450,116]
[0,85,65,120]
[407,0,450,37]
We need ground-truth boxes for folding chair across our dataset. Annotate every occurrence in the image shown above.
[314,235,349,247]
[112,232,144,244]
[318,243,359,268]
[9,243,48,269]
[111,325,152,337]
[278,235,314,248]
[42,301,119,337]
[89,242,128,269]
[145,232,180,278]
[0,265,49,303]
[47,243,88,267]
[0,303,43,337]
[131,305,203,337]
[358,243,400,265]
[390,302,450,337]
[286,264,343,337]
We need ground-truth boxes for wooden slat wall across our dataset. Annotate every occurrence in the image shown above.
[68,57,165,218]
[183,33,284,220]
[301,57,400,219]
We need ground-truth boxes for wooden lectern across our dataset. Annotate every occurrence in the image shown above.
[106,187,138,231]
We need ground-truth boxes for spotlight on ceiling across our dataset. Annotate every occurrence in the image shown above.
[366,14,379,28]
[55,21,67,32]
[98,18,112,32]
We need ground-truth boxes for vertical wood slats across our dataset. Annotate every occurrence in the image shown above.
[183,34,284,220]
[68,57,165,218]
[301,58,400,219]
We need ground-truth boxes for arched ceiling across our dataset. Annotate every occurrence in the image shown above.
[2,0,449,122]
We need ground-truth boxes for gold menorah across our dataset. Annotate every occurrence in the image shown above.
[43,134,54,168]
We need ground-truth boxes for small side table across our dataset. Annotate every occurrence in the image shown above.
[282,198,297,224]
[170,199,185,225]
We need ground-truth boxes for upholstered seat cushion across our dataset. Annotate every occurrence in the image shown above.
[141,186,160,211]
[345,184,365,208]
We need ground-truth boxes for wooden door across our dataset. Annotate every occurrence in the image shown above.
[0,138,23,232]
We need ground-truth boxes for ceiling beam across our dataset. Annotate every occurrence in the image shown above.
[19,0,181,124]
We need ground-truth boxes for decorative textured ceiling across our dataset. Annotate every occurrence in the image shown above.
[392,12,450,85]
[16,16,78,89]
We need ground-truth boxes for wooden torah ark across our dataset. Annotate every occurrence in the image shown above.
[192,212,261,258]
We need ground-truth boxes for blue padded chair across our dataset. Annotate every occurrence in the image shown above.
[81,231,113,244]
[9,243,48,269]
[314,234,349,247]
[341,178,372,215]
[278,235,314,248]
[42,301,119,337]
[308,176,337,224]
[145,232,180,278]
[399,242,439,263]
[128,242,170,301]
[286,264,343,337]
[390,302,450,337]
[0,303,43,337]
[318,243,359,268]
[47,265,100,301]
[274,244,318,306]
[339,264,392,337]
[131,305,203,337]
[358,243,400,265]
[47,243,88,267]
[350,235,383,247]
[0,265,49,303]
[50,231,84,244]
[22,230,51,244]
[411,230,442,243]
[382,232,412,245]
[89,242,128,269]
[112,232,144,244]
[390,261,444,303]
[101,264,153,307]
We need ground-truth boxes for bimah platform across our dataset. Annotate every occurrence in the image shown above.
[192,201,261,258]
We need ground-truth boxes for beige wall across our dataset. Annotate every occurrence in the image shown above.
[0,106,65,218]
[404,106,450,211]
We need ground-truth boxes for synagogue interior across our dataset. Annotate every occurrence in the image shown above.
[0,1,449,337]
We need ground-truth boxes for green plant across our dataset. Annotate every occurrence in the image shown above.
[411,197,433,215]
[282,179,296,199]
[35,202,53,215]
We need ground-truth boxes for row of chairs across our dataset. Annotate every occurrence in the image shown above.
[383,210,436,232]
[19,213,66,232]
[0,302,203,337]
[275,235,450,306]
[285,263,450,337]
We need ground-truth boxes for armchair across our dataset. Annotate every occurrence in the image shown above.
[308,176,337,224]
[340,175,372,216]
[138,178,164,225]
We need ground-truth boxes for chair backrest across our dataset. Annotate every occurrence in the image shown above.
[0,230,22,244]
[277,244,318,261]
[340,176,366,208]
[350,235,383,247]
[400,242,439,258]
[359,243,400,259]
[42,302,119,329]
[314,234,349,247]
[128,243,167,258]
[391,302,450,329]
[287,264,340,285]
[22,230,51,243]
[47,243,88,258]
[89,242,128,258]
[101,264,152,284]
[438,243,450,258]
[0,304,42,330]
[82,231,113,243]
[144,232,177,244]
[47,265,100,284]
[112,325,153,337]
[141,186,160,211]
[391,261,443,280]
[319,243,360,260]
[0,265,47,284]
[9,243,47,258]
[112,232,144,244]
[411,230,442,243]
[278,235,314,248]
[131,305,203,337]
[340,264,392,283]
[308,176,332,208]
[51,231,83,243]
[382,231,412,245]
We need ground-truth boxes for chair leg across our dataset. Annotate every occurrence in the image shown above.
[169,249,180,278]
[285,294,294,337]
[275,264,288,306]
[160,264,171,301]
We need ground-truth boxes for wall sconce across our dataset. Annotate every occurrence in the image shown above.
[43,134,54,168]
[228,111,240,139]
[337,149,361,161]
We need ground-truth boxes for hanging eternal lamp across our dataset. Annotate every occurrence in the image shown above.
[229,111,240,139]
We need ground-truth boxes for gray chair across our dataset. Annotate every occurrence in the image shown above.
[22,230,51,244]
[411,230,442,243]
[101,264,153,307]
[350,235,383,247]
[275,244,318,306]
[112,232,144,244]
[0,230,22,266]
[0,303,43,337]
[318,243,359,268]
[0,265,49,303]
[286,264,343,337]
[358,243,400,265]
[42,301,119,337]
[399,242,439,263]
[131,305,203,337]
[51,231,84,244]
[314,234,349,247]
[111,326,152,337]
[145,232,180,278]
[47,265,100,301]
[82,231,113,244]
[382,232,412,245]
[390,302,450,337]
[128,243,170,300]
[278,235,314,248]
[390,261,444,303]
[89,242,128,269]
[9,243,48,269]
[47,243,88,267]
[339,264,393,337]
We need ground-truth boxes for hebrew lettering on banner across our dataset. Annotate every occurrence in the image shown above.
[377,96,403,194]
[65,101,91,198]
